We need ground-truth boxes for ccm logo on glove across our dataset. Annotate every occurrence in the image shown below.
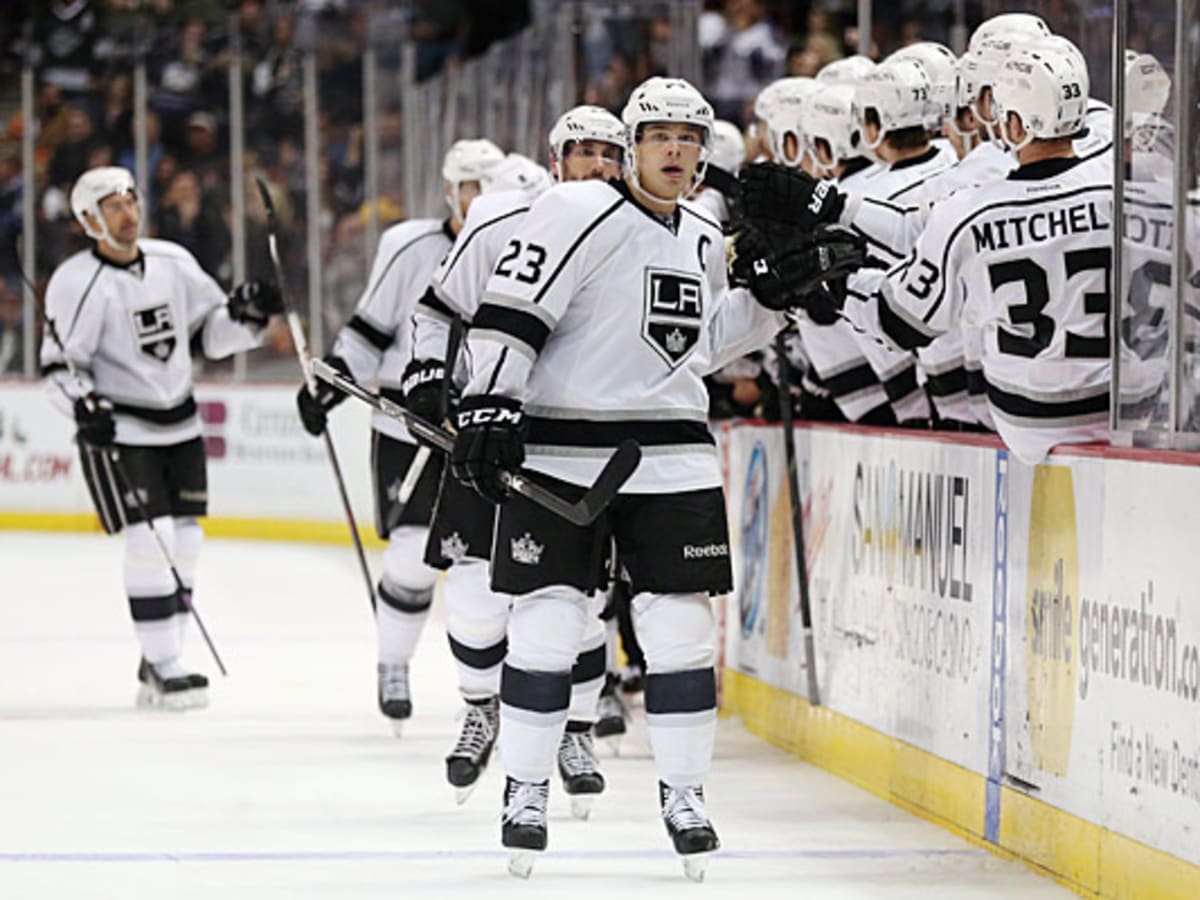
[456,406,524,428]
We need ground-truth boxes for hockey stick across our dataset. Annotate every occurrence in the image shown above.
[774,330,819,706]
[254,178,376,614]
[311,358,639,527]
[41,315,229,676]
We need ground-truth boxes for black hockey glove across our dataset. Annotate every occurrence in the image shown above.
[296,354,351,437]
[738,162,845,232]
[732,224,818,311]
[450,394,525,505]
[74,394,116,448]
[227,279,283,327]
[401,357,451,426]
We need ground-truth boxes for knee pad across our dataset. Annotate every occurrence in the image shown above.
[124,517,176,598]
[445,559,510,649]
[632,592,716,673]
[507,587,591,674]
[172,516,203,588]
[382,525,438,596]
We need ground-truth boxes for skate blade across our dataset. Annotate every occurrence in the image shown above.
[569,795,594,821]
[135,685,191,712]
[186,688,210,710]
[453,784,477,806]
[390,720,406,738]
[682,852,713,882]
[507,850,538,879]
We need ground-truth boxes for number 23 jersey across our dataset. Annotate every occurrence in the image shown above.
[464,178,784,493]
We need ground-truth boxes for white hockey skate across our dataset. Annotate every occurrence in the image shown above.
[136,658,205,711]
[557,728,605,820]
[377,662,411,736]
[660,781,720,882]
[502,777,549,878]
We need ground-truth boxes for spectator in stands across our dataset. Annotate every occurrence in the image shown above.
[98,73,134,161]
[118,111,165,213]
[180,111,226,195]
[250,12,304,142]
[48,106,102,192]
[32,0,110,99]
[702,0,787,122]
[0,276,21,374]
[154,169,230,282]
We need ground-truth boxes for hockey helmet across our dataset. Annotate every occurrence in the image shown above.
[993,38,1090,151]
[70,166,140,247]
[481,153,553,201]
[548,105,624,175]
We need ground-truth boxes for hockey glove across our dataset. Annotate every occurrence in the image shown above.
[732,224,818,311]
[296,355,351,436]
[401,357,452,427]
[738,163,845,232]
[450,394,525,505]
[227,279,283,327]
[74,394,116,448]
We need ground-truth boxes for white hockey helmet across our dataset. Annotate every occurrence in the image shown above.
[709,119,746,173]
[817,55,877,86]
[442,138,503,218]
[481,153,553,201]
[1124,50,1171,151]
[967,13,1050,54]
[548,104,624,170]
[621,76,715,196]
[958,14,1052,113]
[888,42,958,130]
[801,82,863,176]
[993,39,1090,152]
[70,166,140,247]
[853,58,934,150]
[762,77,819,167]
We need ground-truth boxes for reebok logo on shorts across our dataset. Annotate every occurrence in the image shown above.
[682,542,728,560]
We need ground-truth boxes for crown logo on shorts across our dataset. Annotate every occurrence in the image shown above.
[441,532,468,562]
[511,532,544,566]
[665,328,688,354]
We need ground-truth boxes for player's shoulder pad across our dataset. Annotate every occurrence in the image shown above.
[377,216,445,253]
[679,197,723,235]
[527,178,622,221]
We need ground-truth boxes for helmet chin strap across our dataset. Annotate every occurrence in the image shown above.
[998,111,1034,154]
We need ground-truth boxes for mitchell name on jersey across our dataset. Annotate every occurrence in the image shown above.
[463,178,784,493]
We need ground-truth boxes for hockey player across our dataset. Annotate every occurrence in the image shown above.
[812,41,1142,462]
[41,166,283,708]
[448,76,789,880]
[406,108,622,811]
[295,138,503,733]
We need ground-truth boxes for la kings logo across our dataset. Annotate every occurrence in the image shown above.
[642,267,703,368]
[133,304,177,362]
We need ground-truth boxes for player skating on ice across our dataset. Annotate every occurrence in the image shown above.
[448,77,796,880]
[408,109,624,812]
[40,166,283,709]
[295,139,504,735]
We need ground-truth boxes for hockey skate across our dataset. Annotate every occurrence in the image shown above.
[660,781,720,882]
[377,662,411,736]
[557,727,605,820]
[502,776,549,878]
[136,658,203,711]
[593,673,627,748]
[445,696,499,804]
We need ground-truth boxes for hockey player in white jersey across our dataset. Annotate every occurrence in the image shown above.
[294,138,503,733]
[41,166,283,708]
[448,77,788,880]
[406,109,622,810]
[821,42,1139,462]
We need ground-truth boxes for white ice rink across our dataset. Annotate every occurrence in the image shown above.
[0,533,1072,899]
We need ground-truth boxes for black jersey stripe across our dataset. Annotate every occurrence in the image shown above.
[879,295,937,350]
[441,206,529,277]
[925,366,969,397]
[418,284,456,319]
[882,363,920,403]
[850,222,902,260]
[346,314,393,351]
[472,303,551,356]
[111,396,197,425]
[811,361,880,398]
[966,368,986,397]
[526,416,714,450]
[530,198,625,305]
[63,262,105,341]
[861,195,918,216]
[985,379,1108,420]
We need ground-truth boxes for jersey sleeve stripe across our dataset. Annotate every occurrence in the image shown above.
[480,290,558,328]
[441,206,530,278]
[346,314,393,351]
[878,296,937,350]
[420,284,457,321]
[925,366,968,397]
[881,364,920,403]
[472,303,552,357]
[820,361,882,398]
[484,346,509,394]
[64,263,105,340]
[530,198,625,306]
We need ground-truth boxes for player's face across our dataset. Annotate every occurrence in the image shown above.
[560,140,622,182]
[450,179,482,221]
[96,191,140,246]
[636,122,704,201]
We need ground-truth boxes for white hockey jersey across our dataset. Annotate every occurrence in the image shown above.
[463,179,785,493]
[843,154,1131,463]
[330,217,454,443]
[40,239,262,446]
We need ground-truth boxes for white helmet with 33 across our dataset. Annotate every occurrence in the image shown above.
[548,105,624,175]
[621,76,714,197]
[70,166,140,248]
[481,152,553,201]
[993,40,1090,153]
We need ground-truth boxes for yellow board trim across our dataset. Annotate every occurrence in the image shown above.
[0,511,387,548]
[723,668,1200,900]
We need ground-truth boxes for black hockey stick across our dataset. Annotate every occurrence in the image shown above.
[311,358,639,527]
[41,315,229,676]
[774,330,820,706]
[254,178,376,614]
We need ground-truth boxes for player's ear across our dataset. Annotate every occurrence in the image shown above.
[1006,112,1026,145]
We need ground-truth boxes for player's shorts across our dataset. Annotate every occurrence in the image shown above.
[79,437,207,535]
[491,472,733,597]
[371,431,444,539]
[423,468,497,570]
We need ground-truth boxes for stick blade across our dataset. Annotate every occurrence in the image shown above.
[568,439,641,525]
[254,176,277,225]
